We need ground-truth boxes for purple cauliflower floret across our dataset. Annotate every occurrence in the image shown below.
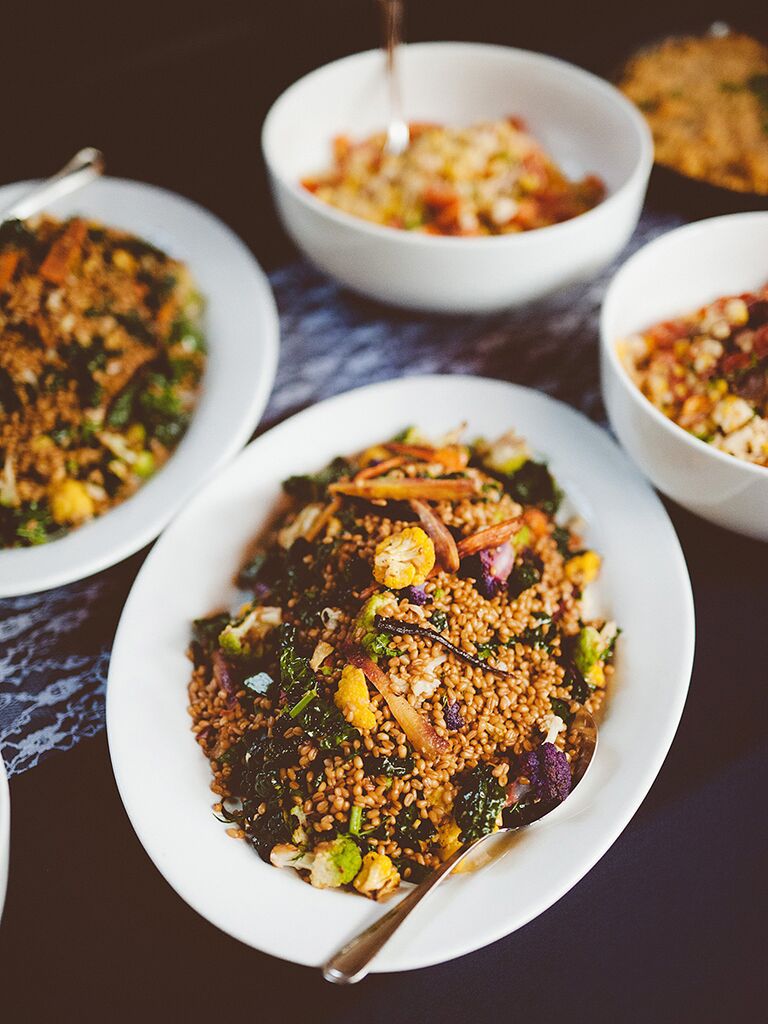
[403,584,429,605]
[477,543,516,599]
[518,742,571,803]
[444,701,465,731]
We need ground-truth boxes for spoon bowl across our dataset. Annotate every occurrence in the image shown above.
[323,707,598,984]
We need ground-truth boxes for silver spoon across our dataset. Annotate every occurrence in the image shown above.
[323,707,598,984]
[379,0,409,156]
[0,147,105,224]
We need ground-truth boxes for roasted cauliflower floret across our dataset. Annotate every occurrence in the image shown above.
[218,604,282,658]
[270,835,362,889]
[564,550,601,586]
[49,478,95,524]
[334,664,376,730]
[353,852,401,899]
[373,526,435,589]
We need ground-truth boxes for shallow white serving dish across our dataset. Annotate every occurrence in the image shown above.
[262,42,652,314]
[0,177,279,597]
[0,753,9,921]
[107,375,694,972]
[601,211,768,541]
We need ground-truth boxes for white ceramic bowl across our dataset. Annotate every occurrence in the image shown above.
[601,212,768,541]
[262,43,652,313]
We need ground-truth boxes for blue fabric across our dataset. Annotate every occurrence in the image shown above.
[0,211,682,776]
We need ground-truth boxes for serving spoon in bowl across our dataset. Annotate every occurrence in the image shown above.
[323,707,598,984]
[379,0,409,156]
[0,147,104,224]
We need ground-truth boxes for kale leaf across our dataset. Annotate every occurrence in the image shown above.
[454,763,506,841]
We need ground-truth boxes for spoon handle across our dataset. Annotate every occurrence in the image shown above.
[0,147,105,223]
[322,833,485,984]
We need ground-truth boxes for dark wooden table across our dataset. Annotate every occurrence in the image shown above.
[1,3,766,1020]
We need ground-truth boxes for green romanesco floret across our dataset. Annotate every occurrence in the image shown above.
[218,604,282,658]
[354,592,397,661]
[270,834,362,889]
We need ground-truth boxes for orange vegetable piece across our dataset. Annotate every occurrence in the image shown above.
[39,219,87,284]
[0,251,20,291]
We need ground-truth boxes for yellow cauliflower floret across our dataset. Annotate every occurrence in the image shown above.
[565,550,601,586]
[373,526,435,589]
[334,665,376,730]
[587,661,606,689]
[437,818,463,860]
[49,479,95,525]
[353,852,401,899]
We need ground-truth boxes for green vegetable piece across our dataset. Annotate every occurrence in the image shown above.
[349,805,364,836]
[429,609,448,632]
[283,456,352,503]
[573,626,602,678]
[454,763,506,842]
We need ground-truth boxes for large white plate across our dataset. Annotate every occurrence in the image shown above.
[0,177,279,597]
[107,376,695,971]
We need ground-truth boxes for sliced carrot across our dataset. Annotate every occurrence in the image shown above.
[353,456,406,482]
[342,643,449,759]
[522,507,550,539]
[156,297,177,335]
[0,251,20,291]
[39,219,87,284]
[330,477,478,502]
[456,517,523,558]
[385,442,468,473]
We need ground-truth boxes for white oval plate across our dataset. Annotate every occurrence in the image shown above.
[107,376,695,971]
[0,177,279,597]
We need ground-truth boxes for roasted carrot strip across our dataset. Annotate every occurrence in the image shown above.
[342,642,449,759]
[522,507,550,539]
[456,517,522,558]
[330,477,478,502]
[353,456,406,482]
[156,297,177,335]
[385,443,469,472]
[39,218,87,284]
[410,499,460,573]
[303,497,341,543]
[0,251,20,291]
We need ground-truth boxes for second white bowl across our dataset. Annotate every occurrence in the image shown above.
[600,212,768,540]
[262,43,652,313]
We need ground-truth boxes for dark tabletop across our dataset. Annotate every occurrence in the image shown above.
[1,2,767,1020]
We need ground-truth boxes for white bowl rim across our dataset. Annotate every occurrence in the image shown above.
[262,41,653,249]
[600,210,768,481]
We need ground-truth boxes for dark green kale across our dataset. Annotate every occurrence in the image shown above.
[283,456,353,503]
[454,763,506,842]
[428,609,449,632]
[508,554,542,598]
[393,803,437,846]
[191,611,232,656]
[501,459,562,515]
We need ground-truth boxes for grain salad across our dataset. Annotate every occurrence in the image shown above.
[619,283,768,466]
[188,427,618,900]
[0,215,205,547]
[302,118,605,236]
[620,32,768,195]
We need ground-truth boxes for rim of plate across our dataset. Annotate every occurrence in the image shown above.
[107,375,695,972]
[0,177,279,597]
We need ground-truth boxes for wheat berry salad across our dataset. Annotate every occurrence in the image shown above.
[302,118,605,236]
[187,427,619,900]
[0,215,205,548]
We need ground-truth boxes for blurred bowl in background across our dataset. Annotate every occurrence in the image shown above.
[601,211,768,540]
[263,42,652,313]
